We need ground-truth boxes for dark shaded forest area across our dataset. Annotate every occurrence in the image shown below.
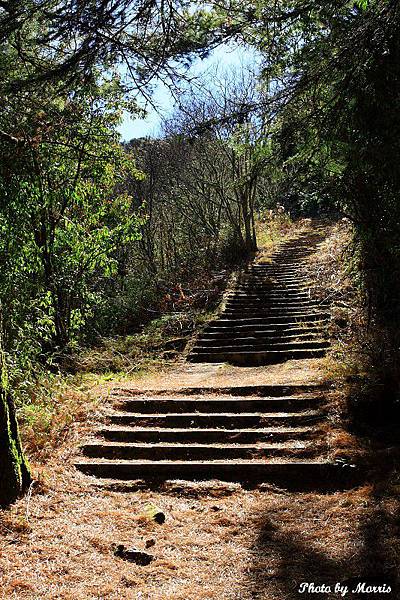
[0,0,399,509]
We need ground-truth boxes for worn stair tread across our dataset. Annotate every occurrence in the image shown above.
[109,410,322,418]
[98,428,319,443]
[198,334,325,344]
[204,322,328,332]
[216,312,329,320]
[109,412,324,427]
[117,384,325,396]
[83,440,312,448]
[81,441,320,460]
[226,295,312,300]
[100,425,317,433]
[192,341,329,352]
[115,394,322,403]
[222,309,323,316]
[236,298,314,302]
[76,458,332,466]
[224,303,318,309]
[189,348,326,358]
[114,397,323,414]
[202,328,326,337]
[75,459,339,483]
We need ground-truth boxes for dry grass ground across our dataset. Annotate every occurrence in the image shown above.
[1,444,399,598]
[1,357,399,599]
[2,219,400,599]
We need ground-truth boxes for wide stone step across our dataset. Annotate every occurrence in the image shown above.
[246,273,304,279]
[114,395,323,413]
[246,270,305,276]
[224,301,317,310]
[81,441,317,461]
[244,267,304,272]
[228,291,310,298]
[225,295,315,303]
[99,426,317,444]
[237,284,309,291]
[201,327,325,339]
[207,314,329,327]
[188,348,327,365]
[221,309,327,324]
[236,285,308,292]
[112,383,325,397]
[109,410,323,428]
[223,302,320,310]
[195,333,326,347]
[75,459,338,483]
[239,276,308,282]
[225,297,316,303]
[248,264,304,270]
[239,279,305,283]
[222,308,320,316]
[193,340,329,353]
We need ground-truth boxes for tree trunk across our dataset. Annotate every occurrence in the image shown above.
[0,344,30,506]
[242,195,257,253]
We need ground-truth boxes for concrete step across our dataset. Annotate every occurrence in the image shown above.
[224,301,318,310]
[217,311,330,325]
[241,274,305,281]
[243,269,304,273]
[225,295,315,303]
[99,426,318,444]
[112,383,326,397]
[220,310,328,325]
[81,441,317,461]
[228,291,311,298]
[237,284,309,291]
[201,327,326,339]
[223,304,322,312]
[122,384,326,396]
[114,395,323,413]
[108,410,324,428]
[192,340,329,353]
[195,334,326,347]
[207,314,329,327]
[248,264,304,270]
[75,459,339,483]
[244,269,304,275]
[188,348,327,365]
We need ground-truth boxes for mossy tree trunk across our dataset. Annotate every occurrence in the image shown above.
[0,345,30,506]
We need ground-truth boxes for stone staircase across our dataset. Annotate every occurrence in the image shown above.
[76,229,339,486]
[188,230,329,365]
[76,383,336,484]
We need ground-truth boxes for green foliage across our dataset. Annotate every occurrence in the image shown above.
[0,16,147,400]
[355,0,370,10]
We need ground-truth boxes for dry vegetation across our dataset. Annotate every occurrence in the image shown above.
[1,458,399,599]
[2,218,400,599]
[305,219,367,381]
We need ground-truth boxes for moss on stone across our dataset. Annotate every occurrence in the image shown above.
[0,341,30,506]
